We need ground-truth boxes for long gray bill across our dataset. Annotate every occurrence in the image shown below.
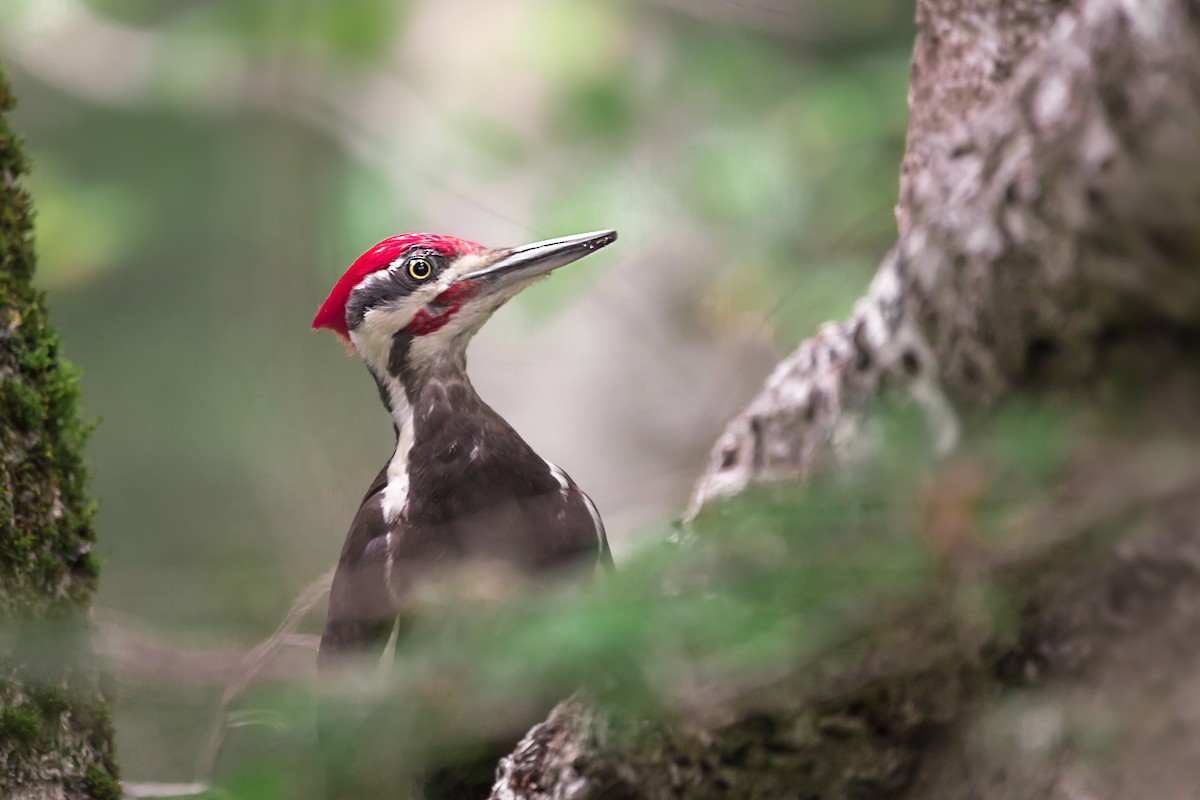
[460,230,617,288]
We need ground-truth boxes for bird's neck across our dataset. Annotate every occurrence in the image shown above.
[370,354,486,523]
[365,337,472,428]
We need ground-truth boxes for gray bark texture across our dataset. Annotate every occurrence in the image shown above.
[0,66,120,799]
[491,0,1200,798]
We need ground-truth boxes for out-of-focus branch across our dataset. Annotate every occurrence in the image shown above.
[0,0,397,142]
[195,568,333,779]
[688,0,1200,517]
[685,248,956,517]
[94,611,317,687]
[0,0,162,106]
[121,782,209,799]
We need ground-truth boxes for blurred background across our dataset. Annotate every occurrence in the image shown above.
[1,0,912,790]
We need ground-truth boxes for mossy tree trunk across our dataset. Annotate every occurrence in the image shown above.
[0,65,120,799]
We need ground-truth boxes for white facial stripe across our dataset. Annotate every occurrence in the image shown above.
[405,271,533,370]
[446,251,489,276]
[406,292,508,367]
[352,290,426,370]
[351,254,490,375]
[351,272,416,358]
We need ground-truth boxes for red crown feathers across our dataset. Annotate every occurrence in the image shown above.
[312,233,483,341]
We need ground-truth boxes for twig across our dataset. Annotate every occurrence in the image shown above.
[194,568,334,780]
[94,610,317,686]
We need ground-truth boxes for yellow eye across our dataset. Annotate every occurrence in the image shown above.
[407,257,433,281]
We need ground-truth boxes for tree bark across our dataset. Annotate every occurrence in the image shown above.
[0,65,120,799]
[491,0,1200,797]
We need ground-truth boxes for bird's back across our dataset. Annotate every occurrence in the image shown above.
[319,374,610,671]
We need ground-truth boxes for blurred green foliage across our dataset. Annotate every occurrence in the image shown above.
[81,0,411,63]
[197,401,1073,798]
[24,165,144,287]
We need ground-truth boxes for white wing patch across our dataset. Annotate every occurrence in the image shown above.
[545,460,608,563]
[545,460,571,494]
[581,490,607,560]
[382,531,395,593]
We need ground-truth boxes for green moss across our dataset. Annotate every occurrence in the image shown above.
[77,695,117,766]
[0,61,117,795]
[1,378,45,432]
[16,337,54,373]
[1,527,34,567]
[78,549,102,581]
[0,704,42,744]
[84,764,122,800]
[30,684,71,718]
[37,552,66,586]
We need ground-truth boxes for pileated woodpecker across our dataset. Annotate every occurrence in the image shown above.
[312,230,617,673]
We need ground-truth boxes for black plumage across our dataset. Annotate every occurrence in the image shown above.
[318,361,612,667]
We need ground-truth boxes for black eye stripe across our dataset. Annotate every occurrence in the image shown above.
[344,251,448,332]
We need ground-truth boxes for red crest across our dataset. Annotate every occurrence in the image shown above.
[312,234,483,340]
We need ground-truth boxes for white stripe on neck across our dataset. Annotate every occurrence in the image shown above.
[380,379,414,523]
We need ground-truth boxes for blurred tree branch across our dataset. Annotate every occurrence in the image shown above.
[492,1,1200,798]
[689,0,1200,513]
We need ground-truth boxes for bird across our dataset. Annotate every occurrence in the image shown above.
[311,229,617,795]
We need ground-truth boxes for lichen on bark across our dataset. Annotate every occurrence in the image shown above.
[0,63,119,799]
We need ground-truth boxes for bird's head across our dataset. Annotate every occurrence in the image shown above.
[313,230,617,383]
